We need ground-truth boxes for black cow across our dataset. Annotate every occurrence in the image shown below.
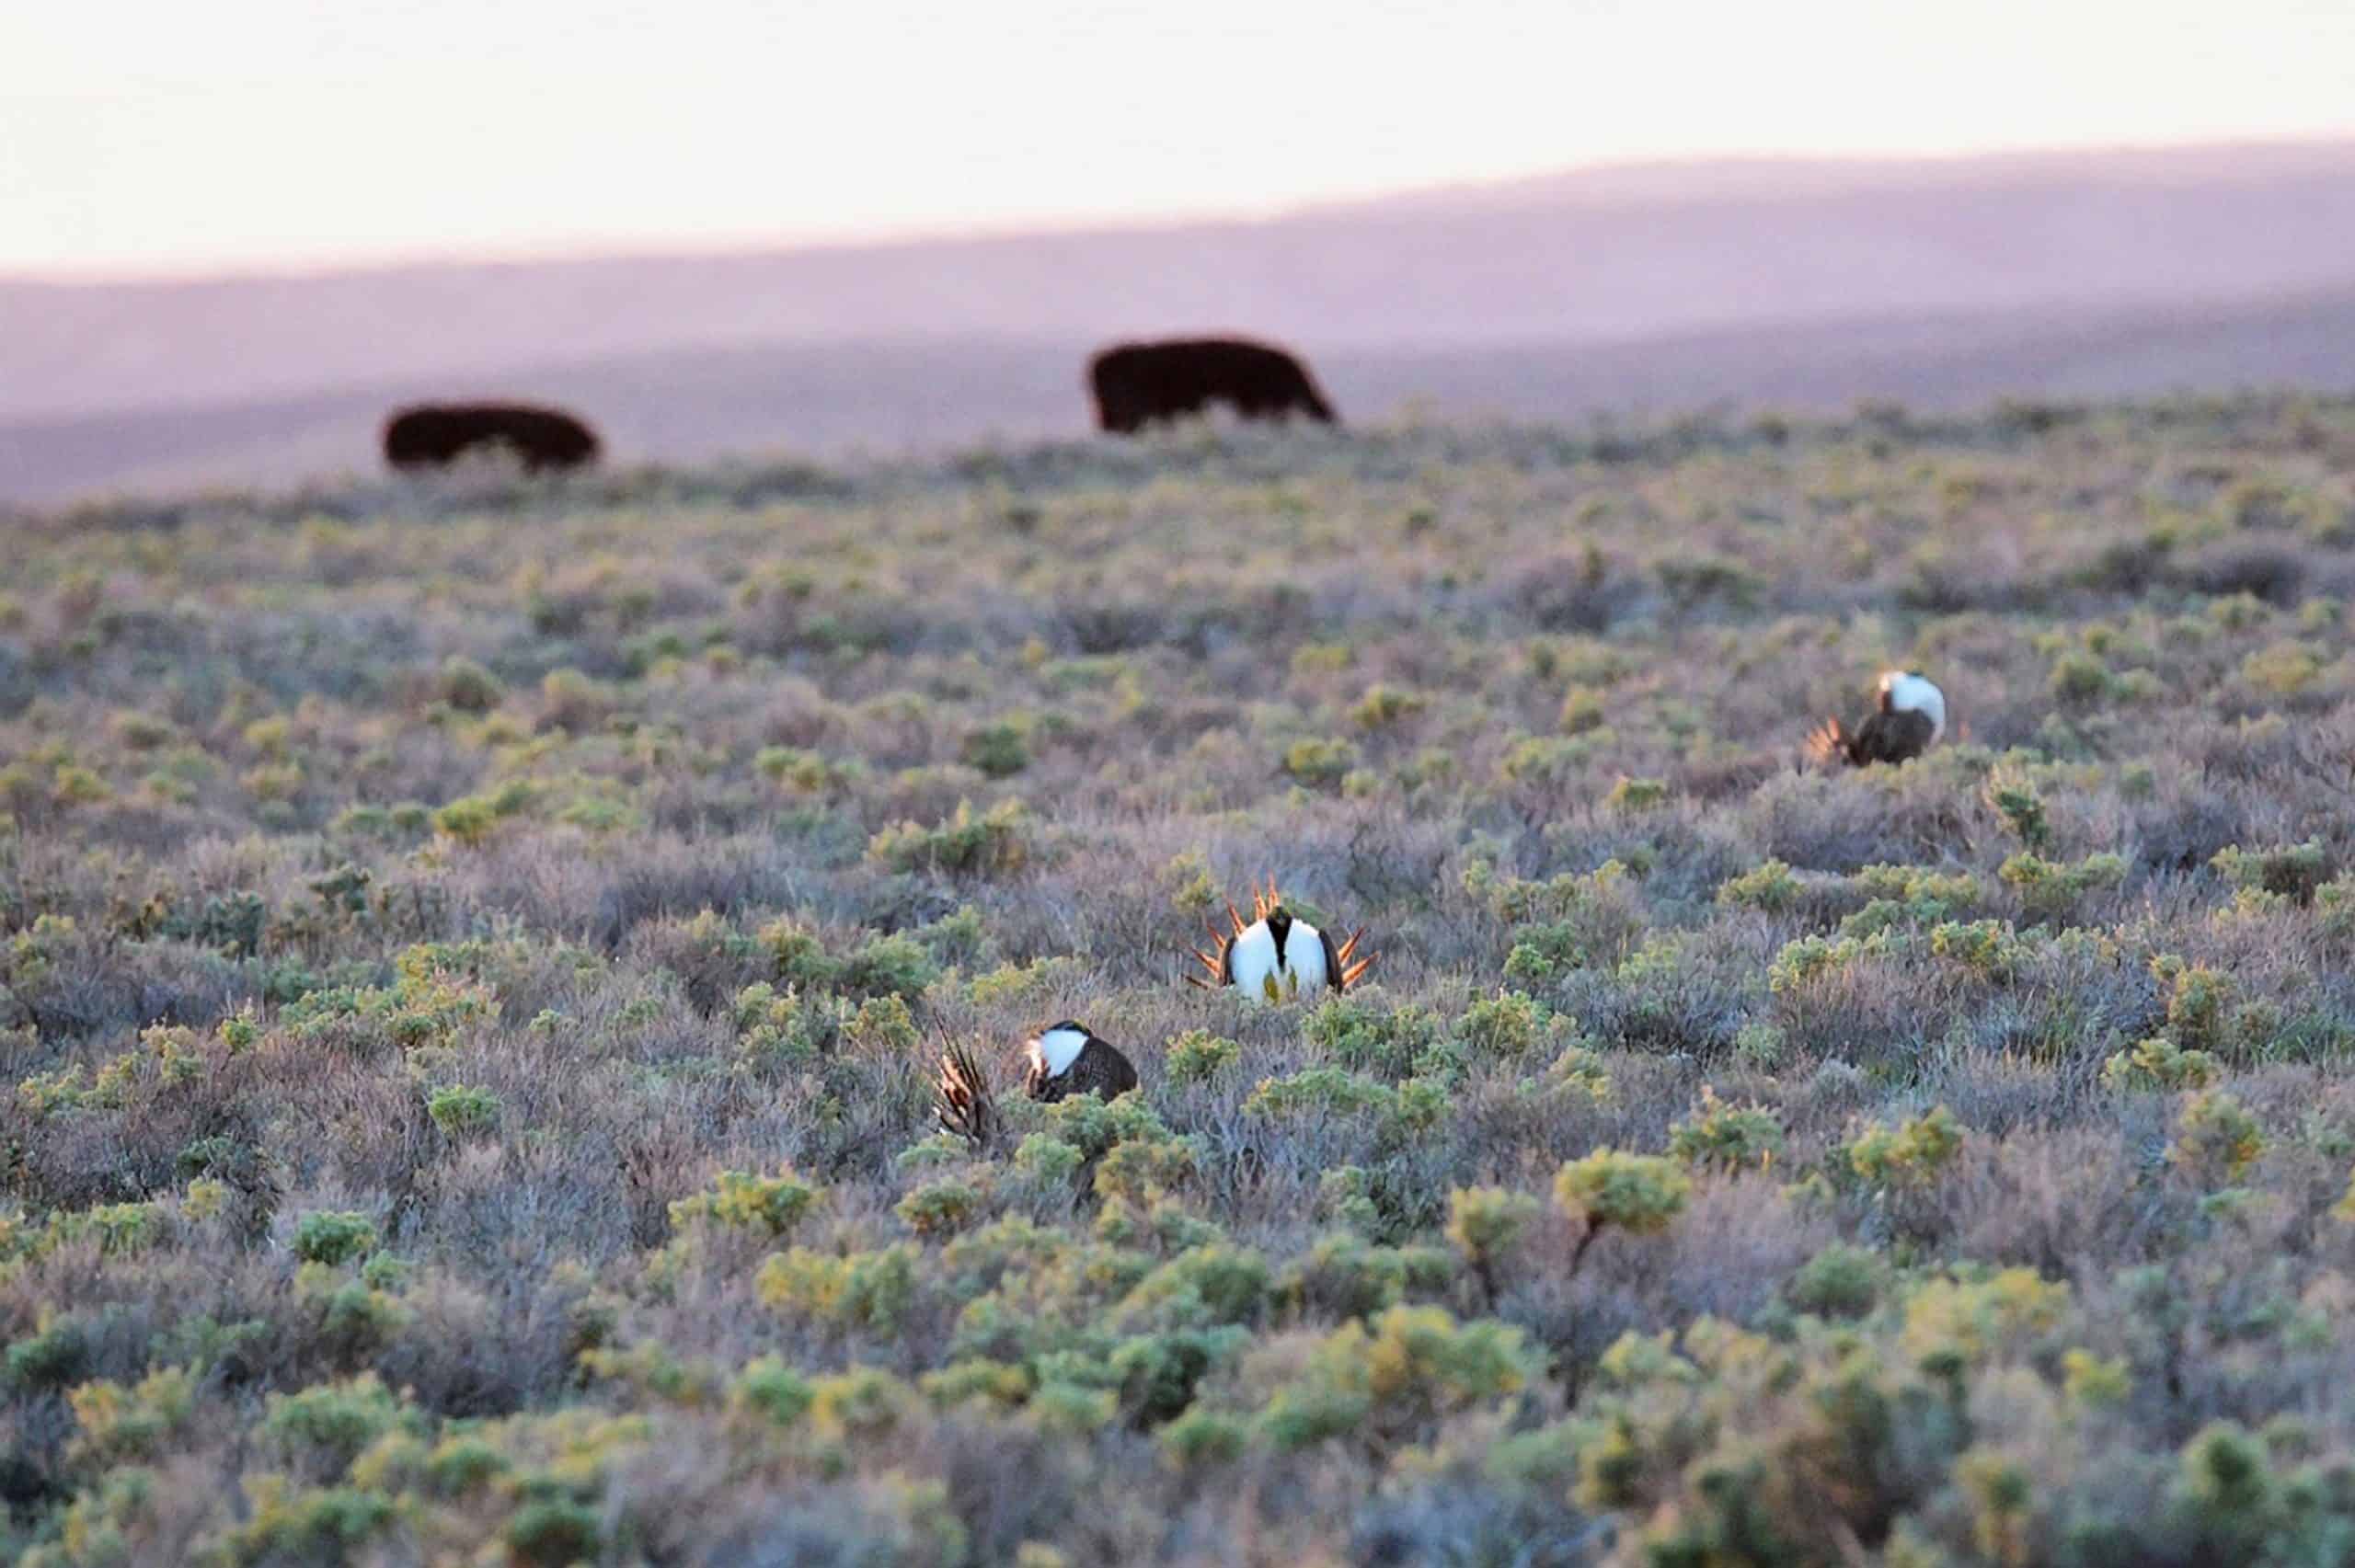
[1086,338,1338,435]
[382,403,602,474]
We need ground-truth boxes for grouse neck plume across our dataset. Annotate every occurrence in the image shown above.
[1023,1021,1139,1104]
[1806,670,1947,767]
[1188,875,1373,1001]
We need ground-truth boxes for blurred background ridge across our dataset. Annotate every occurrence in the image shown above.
[7,139,2355,501]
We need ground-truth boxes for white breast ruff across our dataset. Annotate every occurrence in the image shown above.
[1031,1027,1087,1075]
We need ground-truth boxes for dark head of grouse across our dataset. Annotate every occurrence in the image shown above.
[1805,670,1947,768]
[1188,875,1372,1002]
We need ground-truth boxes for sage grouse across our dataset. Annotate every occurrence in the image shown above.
[936,1022,1140,1151]
[1806,670,1947,767]
[1188,876,1373,1001]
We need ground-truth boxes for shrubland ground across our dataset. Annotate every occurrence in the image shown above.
[8,396,2355,1563]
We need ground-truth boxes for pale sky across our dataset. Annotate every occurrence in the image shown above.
[6,0,2354,279]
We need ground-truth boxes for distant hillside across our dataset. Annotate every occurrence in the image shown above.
[6,138,2353,425]
[9,286,2355,504]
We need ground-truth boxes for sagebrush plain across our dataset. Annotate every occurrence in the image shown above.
[10,396,2355,1564]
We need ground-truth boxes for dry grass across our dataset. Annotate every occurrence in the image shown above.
[8,395,2355,1562]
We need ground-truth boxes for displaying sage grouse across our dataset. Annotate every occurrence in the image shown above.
[1023,1021,1138,1103]
[936,1023,1139,1150]
[1806,670,1947,767]
[1188,876,1373,1001]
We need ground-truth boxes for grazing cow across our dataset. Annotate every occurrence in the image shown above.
[1086,338,1338,434]
[382,403,602,475]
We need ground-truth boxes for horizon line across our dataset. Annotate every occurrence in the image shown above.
[12,129,2354,292]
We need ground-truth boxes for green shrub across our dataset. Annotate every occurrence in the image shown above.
[1013,1137,1086,1185]
[264,1374,413,1476]
[67,1365,197,1465]
[806,1367,921,1442]
[1717,857,1803,913]
[292,1211,378,1266]
[1656,553,1761,610]
[2154,956,2234,1054]
[845,991,923,1054]
[1499,733,1602,786]
[1304,994,1446,1078]
[1165,1029,1240,1084]
[1119,1245,1269,1331]
[2063,1348,2132,1407]
[959,720,1031,778]
[671,1169,819,1237]
[1350,684,1427,729]
[920,1358,1029,1413]
[2317,875,2355,944]
[2165,1423,2275,1557]
[52,764,112,807]
[437,655,505,713]
[1985,776,2051,851]
[1767,931,1891,993]
[424,1083,501,1139]
[1554,1150,1689,1272]
[2171,1091,2264,1186]
[1928,918,2039,979]
[1559,687,1607,734]
[1998,850,2126,919]
[896,1178,985,1237]
[1846,1105,1965,1189]
[2242,641,2323,696]
[867,798,1032,876]
[2211,840,2329,903]
[1667,1088,1786,1172]
[1281,737,1359,789]
[1448,990,1571,1064]
[6,1315,92,1391]
[422,1435,510,1495]
[213,1480,397,1564]
[1161,1408,1249,1467]
[508,1498,603,1568]
[1268,1306,1535,1452]
[757,745,863,793]
[2101,1036,2219,1093]
[731,982,846,1070]
[1786,1242,1884,1318]
[756,1245,919,1333]
[2050,649,2116,704]
[1246,1067,1396,1119]
[1606,775,1671,811]
[840,933,940,1001]
[431,779,535,845]
[1445,1186,1542,1299]
[1732,1021,1788,1070]
[1901,1268,2068,1379]
[539,667,617,730]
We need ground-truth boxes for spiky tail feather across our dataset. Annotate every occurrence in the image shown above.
[1803,717,1851,768]
[1334,926,1374,990]
[936,1041,997,1151]
[1188,914,1231,989]
[1253,875,1280,921]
